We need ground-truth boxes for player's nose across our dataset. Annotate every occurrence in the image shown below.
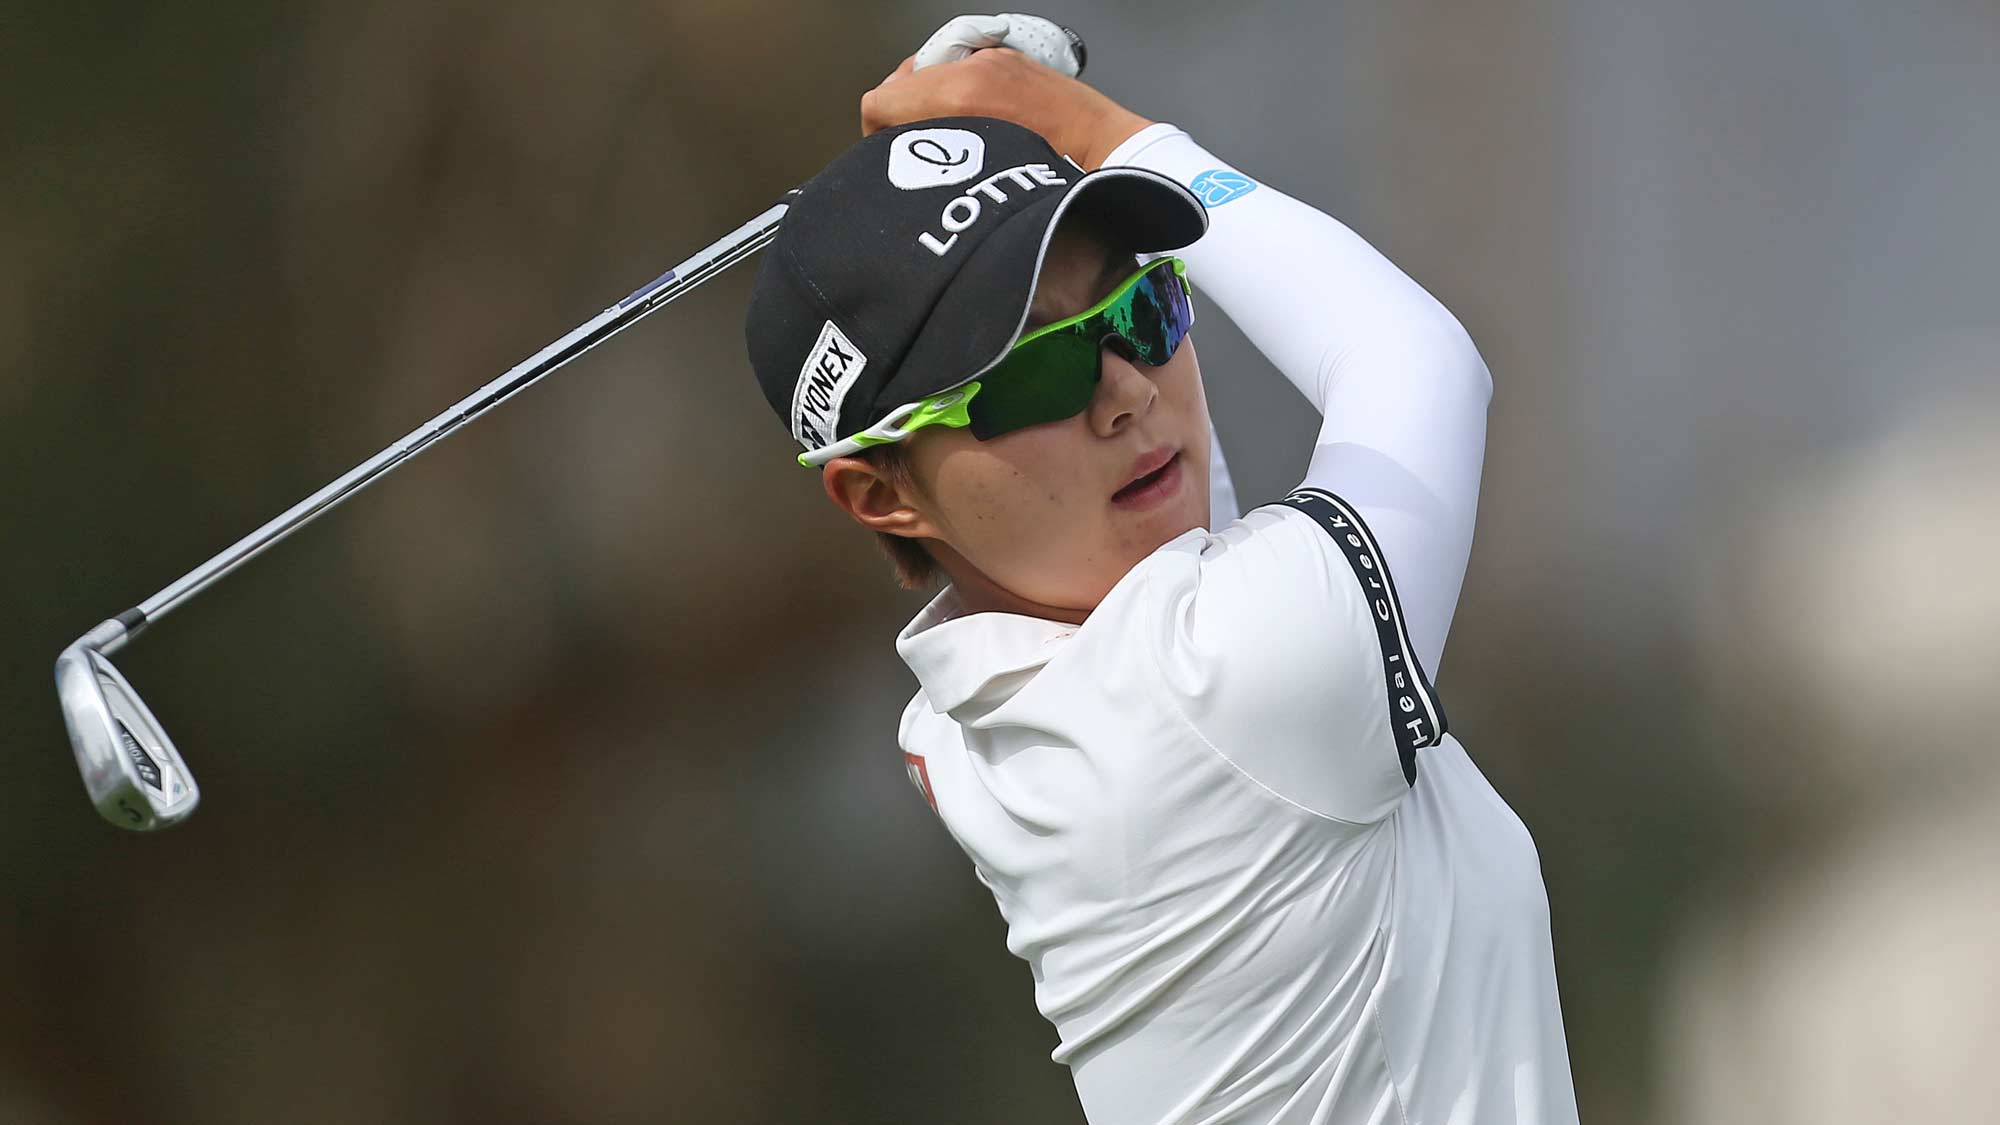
[1086,344,1158,438]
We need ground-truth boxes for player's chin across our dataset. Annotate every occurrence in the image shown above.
[1116,492,1208,562]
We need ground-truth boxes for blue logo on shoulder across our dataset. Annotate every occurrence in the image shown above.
[1189,168,1257,208]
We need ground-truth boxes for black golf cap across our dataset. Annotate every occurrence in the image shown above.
[744,116,1209,455]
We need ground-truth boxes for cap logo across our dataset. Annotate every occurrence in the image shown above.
[916,162,1070,257]
[887,128,986,191]
[790,320,868,449]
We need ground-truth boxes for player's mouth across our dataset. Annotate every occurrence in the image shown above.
[1111,447,1184,511]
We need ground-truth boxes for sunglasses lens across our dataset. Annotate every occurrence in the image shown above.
[969,331,1101,439]
[962,260,1195,442]
[1119,265,1194,364]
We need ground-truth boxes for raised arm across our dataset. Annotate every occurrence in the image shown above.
[1102,125,1490,672]
[859,48,1486,670]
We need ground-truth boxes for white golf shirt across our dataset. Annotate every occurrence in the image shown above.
[895,124,1578,1125]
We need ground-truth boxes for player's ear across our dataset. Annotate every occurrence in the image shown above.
[822,455,938,541]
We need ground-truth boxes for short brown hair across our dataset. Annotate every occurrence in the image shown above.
[863,442,940,589]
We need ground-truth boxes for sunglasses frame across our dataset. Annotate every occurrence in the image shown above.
[797,256,1192,467]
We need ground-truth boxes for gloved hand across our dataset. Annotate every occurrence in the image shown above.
[860,13,1150,171]
[911,13,1083,75]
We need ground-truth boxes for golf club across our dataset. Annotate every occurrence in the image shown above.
[56,195,791,830]
[55,20,1087,831]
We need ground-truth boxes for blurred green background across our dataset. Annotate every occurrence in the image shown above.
[6,1,1997,1121]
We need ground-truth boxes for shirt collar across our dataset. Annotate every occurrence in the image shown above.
[895,584,1078,715]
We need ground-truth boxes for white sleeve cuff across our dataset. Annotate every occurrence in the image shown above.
[1100,122,1192,169]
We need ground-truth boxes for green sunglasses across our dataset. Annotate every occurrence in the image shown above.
[798,257,1195,467]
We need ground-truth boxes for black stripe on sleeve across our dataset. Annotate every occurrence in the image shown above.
[1280,487,1447,785]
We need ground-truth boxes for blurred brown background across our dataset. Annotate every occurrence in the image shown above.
[6,1,1997,1121]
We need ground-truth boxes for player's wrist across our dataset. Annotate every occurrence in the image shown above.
[1075,106,1155,171]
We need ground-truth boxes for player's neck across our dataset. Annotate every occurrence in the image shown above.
[931,545,1092,626]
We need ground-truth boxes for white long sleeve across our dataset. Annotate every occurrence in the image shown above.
[1104,124,1490,673]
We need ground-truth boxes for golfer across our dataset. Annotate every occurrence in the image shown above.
[743,21,1578,1124]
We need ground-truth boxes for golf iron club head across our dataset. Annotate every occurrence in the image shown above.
[55,620,199,830]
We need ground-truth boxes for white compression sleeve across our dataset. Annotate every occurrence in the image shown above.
[1103,124,1491,673]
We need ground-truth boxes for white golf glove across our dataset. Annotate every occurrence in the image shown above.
[912,13,1083,76]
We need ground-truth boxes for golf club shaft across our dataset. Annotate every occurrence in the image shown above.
[110,193,794,649]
